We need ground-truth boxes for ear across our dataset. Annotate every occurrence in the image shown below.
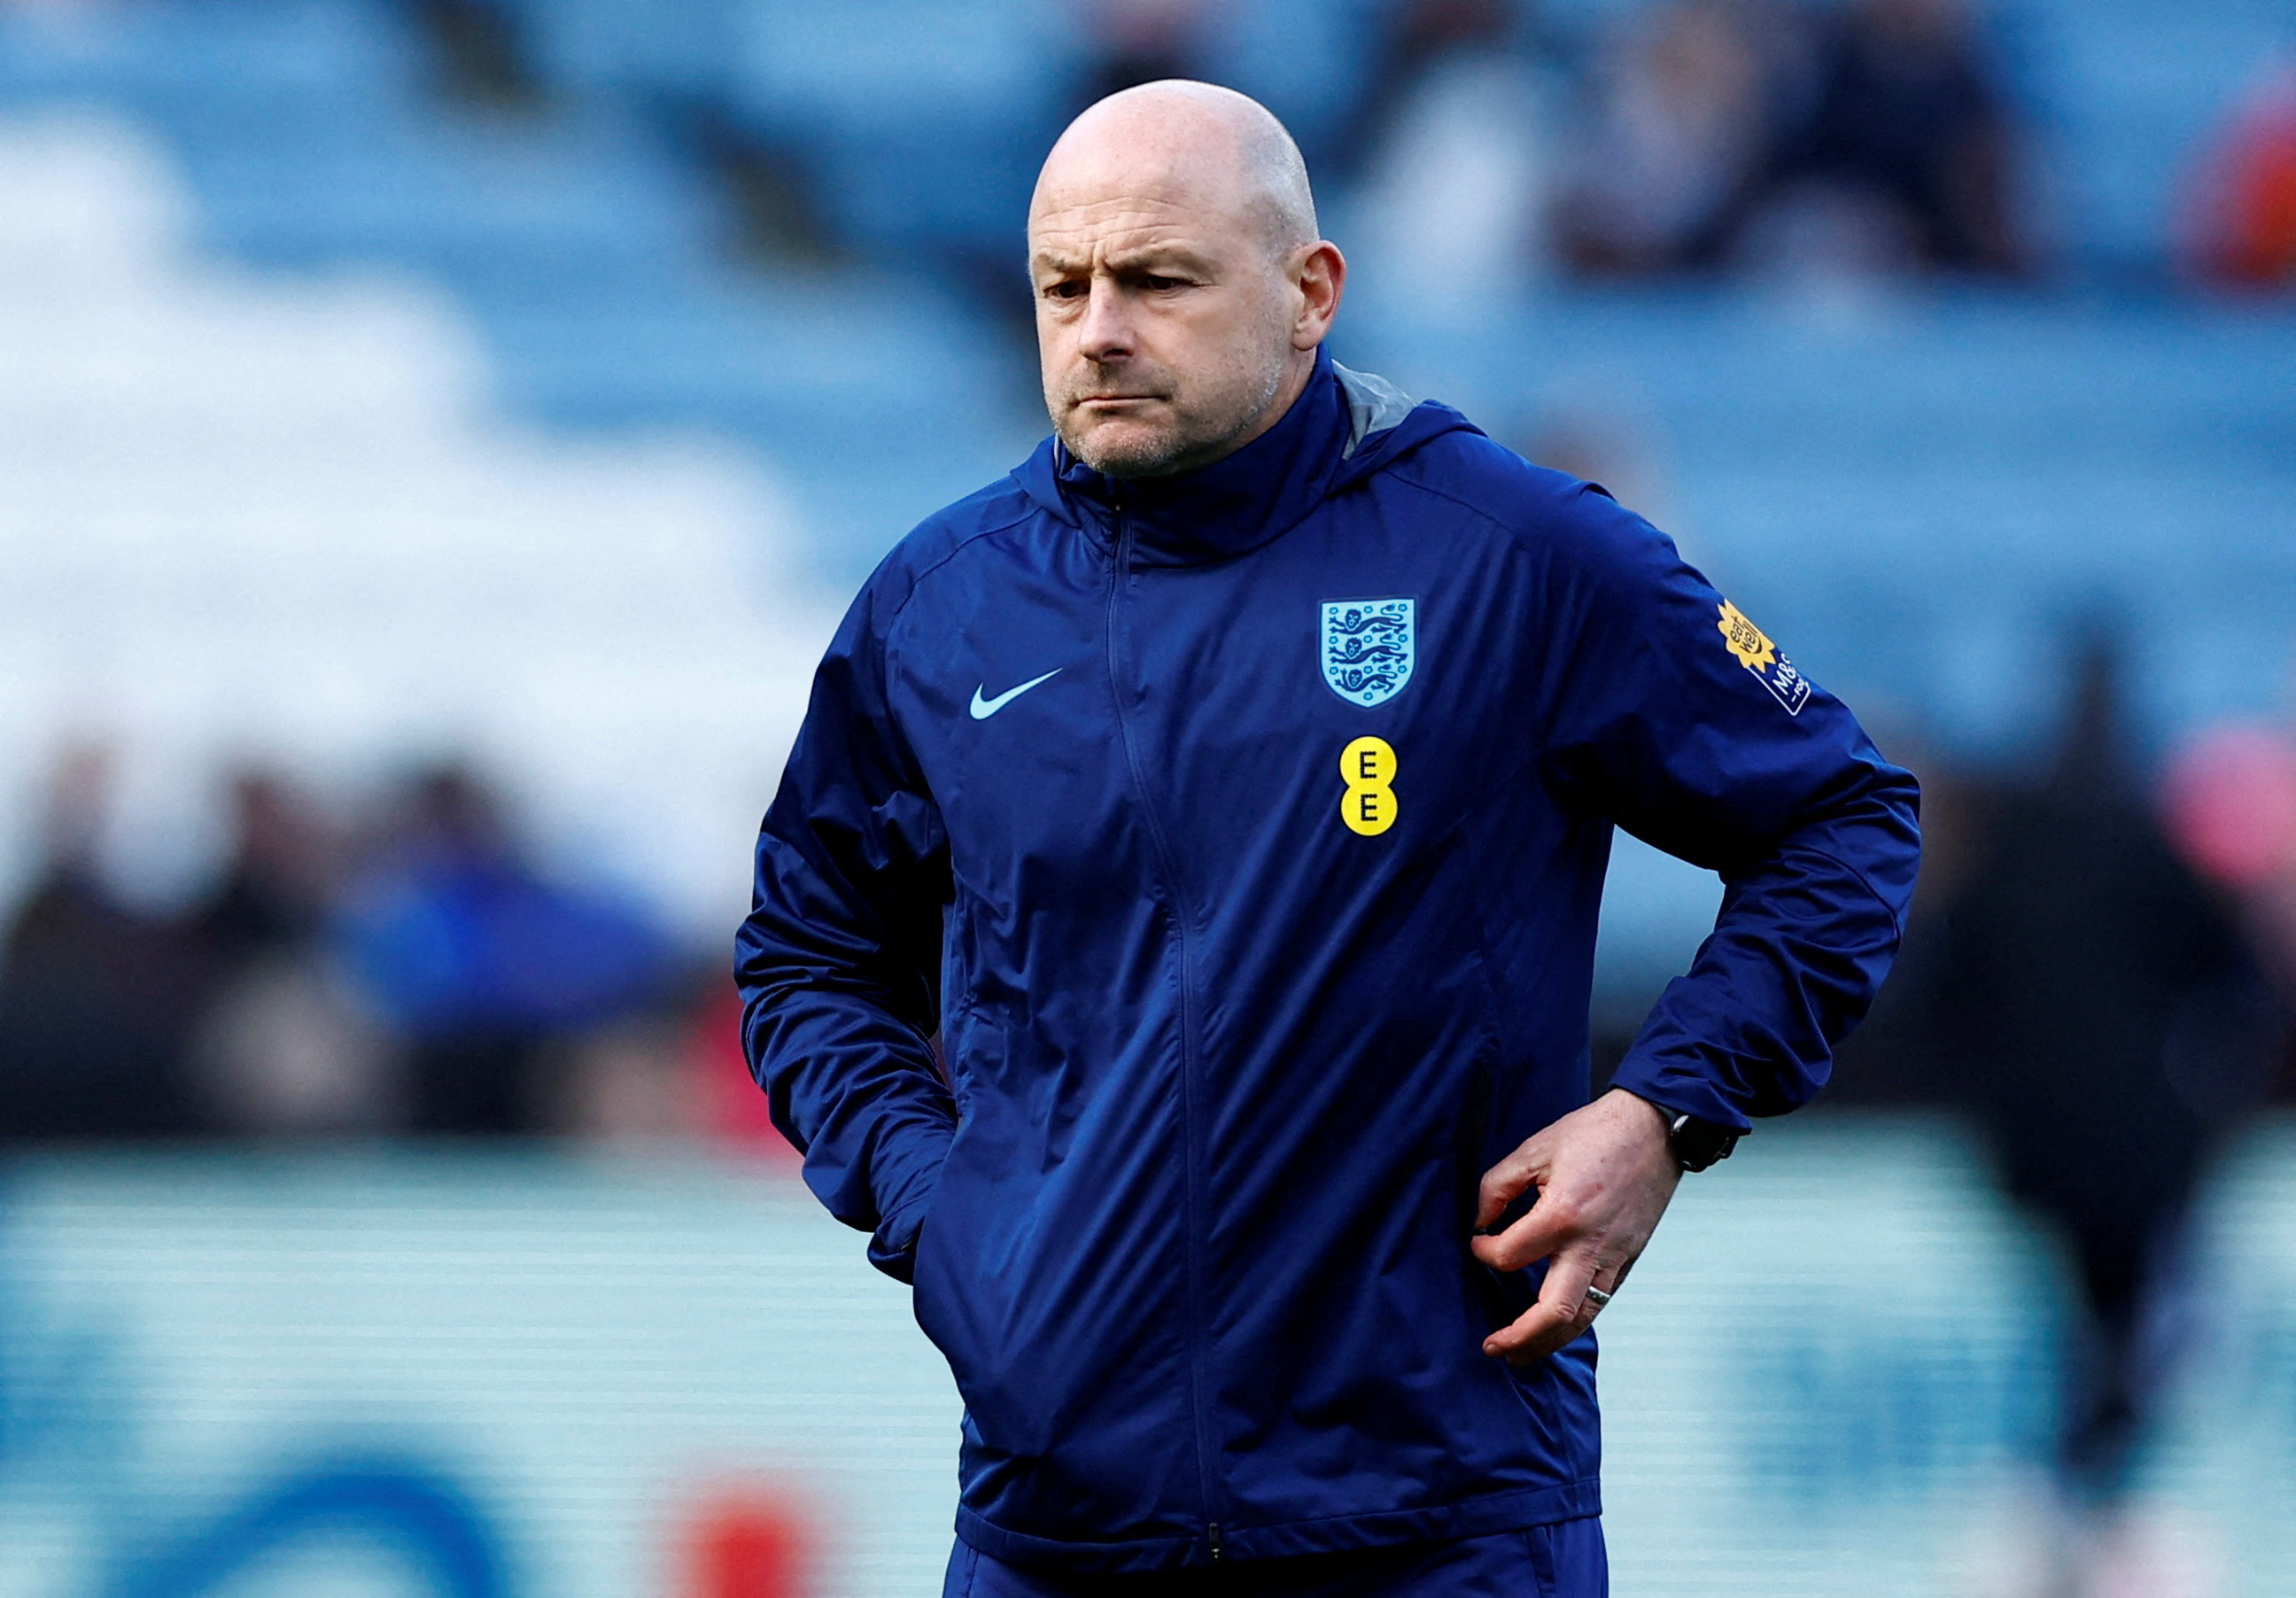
[1289,241,1346,350]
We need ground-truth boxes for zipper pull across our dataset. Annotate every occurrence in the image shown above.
[1208,1522,1223,1563]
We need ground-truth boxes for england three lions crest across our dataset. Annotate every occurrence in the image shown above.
[1321,599,1416,708]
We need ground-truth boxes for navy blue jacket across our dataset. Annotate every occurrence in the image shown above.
[736,352,1920,1571]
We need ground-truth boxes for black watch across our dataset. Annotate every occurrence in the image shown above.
[1662,1110,1741,1173]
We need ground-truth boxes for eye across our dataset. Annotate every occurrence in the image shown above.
[1141,275,1184,291]
[1043,279,1087,300]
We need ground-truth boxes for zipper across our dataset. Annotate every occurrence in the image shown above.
[1101,486,1225,1557]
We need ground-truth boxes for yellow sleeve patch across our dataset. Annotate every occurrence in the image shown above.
[1716,601,1812,716]
[1718,601,1777,671]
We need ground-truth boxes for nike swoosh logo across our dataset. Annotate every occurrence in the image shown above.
[969,668,1061,720]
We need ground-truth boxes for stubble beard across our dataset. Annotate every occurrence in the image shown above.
[1054,353,1289,481]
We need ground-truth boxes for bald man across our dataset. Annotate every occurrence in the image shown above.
[739,83,1919,1596]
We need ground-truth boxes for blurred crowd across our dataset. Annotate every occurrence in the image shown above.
[1066,0,2296,296]
[1077,0,2030,297]
[2186,53,2296,290]
[0,749,780,1151]
[392,0,2296,297]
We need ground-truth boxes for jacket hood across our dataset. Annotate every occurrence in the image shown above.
[1012,348,1478,567]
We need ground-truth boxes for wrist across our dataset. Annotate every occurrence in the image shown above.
[1608,1085,1672,1140]
[1617,1089,1741,1173]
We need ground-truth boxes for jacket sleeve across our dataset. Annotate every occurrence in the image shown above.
[1537,485,1921,1130]
[734,574,956,1280]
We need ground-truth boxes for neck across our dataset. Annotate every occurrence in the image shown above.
[1206,346,1318,472]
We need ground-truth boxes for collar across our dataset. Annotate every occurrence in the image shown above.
[1051,347,1355,569]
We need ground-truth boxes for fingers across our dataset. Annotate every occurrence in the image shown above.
[1473,1136,1548,1232]
[1483,1247,1613,1364]
[1471,1172,1598,1269]
[1470,1093,1685,1365]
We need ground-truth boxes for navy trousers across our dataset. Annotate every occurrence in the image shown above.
[943,1519,1609,1597]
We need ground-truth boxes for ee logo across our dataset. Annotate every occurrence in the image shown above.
[1339,736,1398,836]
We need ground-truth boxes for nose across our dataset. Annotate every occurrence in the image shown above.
[1076,276,1135,365]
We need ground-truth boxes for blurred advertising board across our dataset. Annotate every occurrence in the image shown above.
[0,1122,2289,1597]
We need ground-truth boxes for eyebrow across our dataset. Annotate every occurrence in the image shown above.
[1031,242,1218,278]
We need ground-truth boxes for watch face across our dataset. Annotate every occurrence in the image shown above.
[1669,1115,1741,1173]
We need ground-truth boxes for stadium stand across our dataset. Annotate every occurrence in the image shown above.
[0,0,1039,590]
[0,103,834,931]
[0,0,2289,973]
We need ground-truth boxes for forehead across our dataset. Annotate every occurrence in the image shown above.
[1028,198,1229,268]
[1028,147,1259,264]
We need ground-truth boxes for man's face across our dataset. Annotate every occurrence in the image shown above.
[1030,175,1299,479]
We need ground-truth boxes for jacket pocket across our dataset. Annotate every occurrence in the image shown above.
[907,1157,959,1355]
[1460,1062,1546,1331]
[1454,1062,1495,1238]
[907,1043,992,1377]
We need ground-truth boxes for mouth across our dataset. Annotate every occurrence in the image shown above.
[1076,393,1166,407]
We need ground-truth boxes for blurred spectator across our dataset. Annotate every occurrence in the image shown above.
[0,744,204,1139]
[1827,727,1984,1107]
[184,771,398,1138]
[1556,0,1788,275]
[541,975,803,1160]
[2164,714,2296,1101]
[1342,0,1527,170]
[2181,58,2296,291]
[1757,0,2029,276]
[687,981,801,1162]
[337,764,679,1136]
[1921,632,2276,1515]
[410,0,543,110]
[190,958,396,1138]
[1560,0,2028,281]
[1348,0,1556,309]
[1075,0,1212,108]
[552,1016,705,1145]
[190,771,333,967]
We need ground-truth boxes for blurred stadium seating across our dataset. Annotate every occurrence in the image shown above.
[5,0,2288,958]
[0,104,833,933]
[0,0,2291,1592]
